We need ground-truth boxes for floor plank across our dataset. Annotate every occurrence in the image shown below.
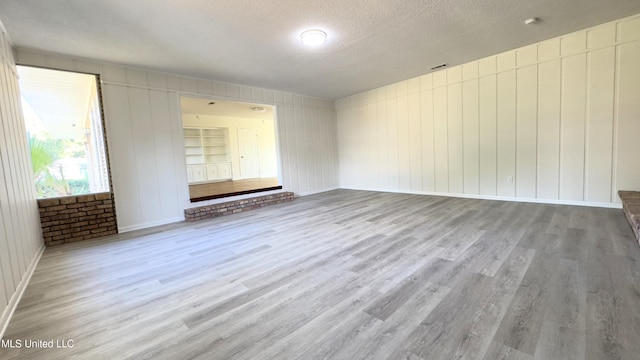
[1,189,639,360]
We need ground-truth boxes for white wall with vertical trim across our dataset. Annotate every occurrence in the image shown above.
[15,49,339,232]
[337,14,640,207]
[0,24,45,338]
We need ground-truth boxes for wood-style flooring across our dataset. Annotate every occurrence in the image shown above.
[1,189,639,359]
[189,177,281,202]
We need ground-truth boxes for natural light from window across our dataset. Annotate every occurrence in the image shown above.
[17,66,110,199]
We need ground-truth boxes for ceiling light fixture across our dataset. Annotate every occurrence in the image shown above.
[524,17,539,25]
[300,29,327,46]
[251,106,266,112]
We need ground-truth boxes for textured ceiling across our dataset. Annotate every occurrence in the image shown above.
[181,97,274,121]
[1,0,640,99]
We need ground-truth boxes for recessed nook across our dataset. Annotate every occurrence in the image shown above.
[180,97,282,202]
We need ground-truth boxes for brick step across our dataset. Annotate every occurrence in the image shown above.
[619,190,640,244]
[184,192,294,222]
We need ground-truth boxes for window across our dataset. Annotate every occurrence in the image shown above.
[17,66,110,198]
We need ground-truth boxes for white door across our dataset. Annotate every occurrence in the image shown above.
[238,128,260,179]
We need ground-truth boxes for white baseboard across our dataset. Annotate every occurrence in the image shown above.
[339,186,623,209]
[118,216,185,233]
[0,244,45,340]
[297,187,340,197]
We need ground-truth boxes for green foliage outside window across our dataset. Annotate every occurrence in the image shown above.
[28,134,90,198]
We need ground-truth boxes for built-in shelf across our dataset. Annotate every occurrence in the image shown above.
[183,127,232,183]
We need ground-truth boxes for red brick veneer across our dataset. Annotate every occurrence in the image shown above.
[38,192,118,246]
[619,190,640,244]
[184,192,294,222]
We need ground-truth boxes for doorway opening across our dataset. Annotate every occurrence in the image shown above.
[180,96,282,202]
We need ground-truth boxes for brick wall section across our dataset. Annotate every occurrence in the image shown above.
[619,191,640,244]
[184,192,295,222]
[38,192,118,246]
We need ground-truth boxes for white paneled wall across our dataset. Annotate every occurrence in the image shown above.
[0,26,44,337]
[337,14,640,207]
[15,50,338,232]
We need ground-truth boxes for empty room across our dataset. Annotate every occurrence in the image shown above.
[1,1,640,359]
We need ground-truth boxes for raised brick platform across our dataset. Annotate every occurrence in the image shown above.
[38,192,118,246]
[619,190,640,244]
[184,192,294,222]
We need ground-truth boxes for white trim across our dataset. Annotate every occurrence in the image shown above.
[297,187,340,197]
[340,186,622,209]
[0,244,45,340]
[118,216,185,233]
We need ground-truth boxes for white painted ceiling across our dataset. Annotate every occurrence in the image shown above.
[181,97,274,121]
[2,1,640,99]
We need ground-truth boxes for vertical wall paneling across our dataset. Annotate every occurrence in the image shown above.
[538,39,561,62]
[386,98,399,190]
[282,106,299,194]
[1,72,27,274]
[585,47,615,202]
[328,107,339,189]
[478,75,498,196]
[397,94,411,191]
[294,106,309,194]
[0,69,24,283]
[516,65,538,198]
[537,60,562,199]
[433,87,449,192]
[303,106,316,193]
[149,90,182,220]
[311,107,322,191]
[447,83,464,193]
[310,106,322,192]
[496,70,517,197]
[356,103,369,189]
[6,70,26,268]
[560,54,587,201]
[614,41,640,196]
[0,26,44,338]
[129,88,163,224]
[336,14,640,207]
[167,92,189,205]
[0,64,22,288]
[420,89,435,192]
[326,107,339,189]
[462,79,480,194]
[377,100,389,189]
[408,92,422,192]
[102,85,142,229]
[319,108,329,189]
[617,16,640,42]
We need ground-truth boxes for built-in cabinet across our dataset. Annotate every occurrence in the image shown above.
[184,127,232,183]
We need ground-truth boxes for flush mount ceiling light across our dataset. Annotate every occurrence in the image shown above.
[524,17,539,25]
[251,106,266,112]
[300,29,327,46]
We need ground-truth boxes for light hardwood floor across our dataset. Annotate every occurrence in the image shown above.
[1,189,639,359]
[189,177,280,201]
